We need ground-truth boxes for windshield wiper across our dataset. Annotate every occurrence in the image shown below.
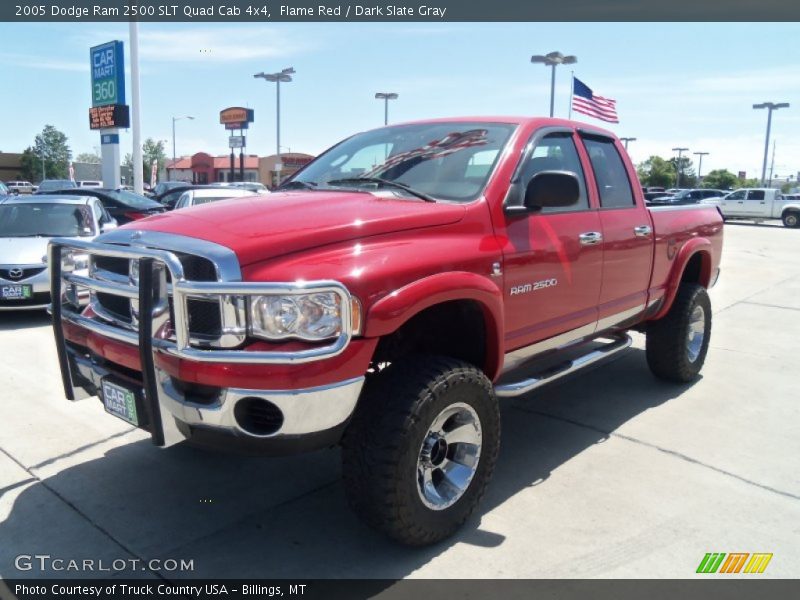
[325,177,436,202]
[278,180,318,190]
[14,233,55,237]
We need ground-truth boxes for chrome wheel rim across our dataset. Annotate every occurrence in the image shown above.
[686,305,706,363]
[787,214,798,227]
[416,402,482,511]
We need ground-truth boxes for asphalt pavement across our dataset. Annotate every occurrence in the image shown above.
[0,221,798,580]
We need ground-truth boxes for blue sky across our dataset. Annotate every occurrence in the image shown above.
[1,22,798,179]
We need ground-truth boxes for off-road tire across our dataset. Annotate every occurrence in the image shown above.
[341,355,500,546]
[782,211,800,228]
[646,283,712,383]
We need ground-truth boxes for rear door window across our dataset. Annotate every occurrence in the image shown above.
[747,190,765,200]
[582,137,635,208]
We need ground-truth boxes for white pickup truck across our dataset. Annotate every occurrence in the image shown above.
[704,188,800,228]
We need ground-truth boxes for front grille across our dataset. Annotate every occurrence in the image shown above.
[187,299,222,337]
[93,255,128,276]
[90,249,223,339]
[96,292,132,322]
[0,267,46,281]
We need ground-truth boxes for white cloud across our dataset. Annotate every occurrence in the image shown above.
[137,26,312,63]
[0,52,84,72]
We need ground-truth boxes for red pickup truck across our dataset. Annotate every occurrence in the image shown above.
[50,117,723,545]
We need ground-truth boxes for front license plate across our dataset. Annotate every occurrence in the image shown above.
[1,284,32,300]
[102,379,140,426]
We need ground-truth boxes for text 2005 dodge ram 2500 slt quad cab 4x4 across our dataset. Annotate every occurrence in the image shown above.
[50,117,723,545]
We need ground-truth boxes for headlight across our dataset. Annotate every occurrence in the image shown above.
[249,292,344,341]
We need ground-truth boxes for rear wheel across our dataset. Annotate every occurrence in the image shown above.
[782,211,800,228]
[646,283,712,383]
[341,355,500,546]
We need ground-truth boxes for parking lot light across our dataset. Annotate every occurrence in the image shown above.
[171,116,194,165]
[753,102,790,185]
[694,152,709,181]
[375,93,399,126]
[672,147,689,188]
[254,67,296,187]
[531,51,577,118]
[620,137,637,150]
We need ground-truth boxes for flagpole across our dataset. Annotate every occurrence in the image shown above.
[568,71,574,120]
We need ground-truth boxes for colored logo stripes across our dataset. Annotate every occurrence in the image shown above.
[697,553,773,574]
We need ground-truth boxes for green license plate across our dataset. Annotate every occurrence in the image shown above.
[101,379,140,426]
[1,284,32,300]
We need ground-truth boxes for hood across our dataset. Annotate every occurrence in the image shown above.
[124,191,467,266]
[0,237,51,265]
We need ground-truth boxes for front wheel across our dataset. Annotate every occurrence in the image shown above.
[341,356,500,546]
[646,283,712,383]
[782,211,800,228]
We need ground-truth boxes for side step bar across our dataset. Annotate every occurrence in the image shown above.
[494,334,632,398]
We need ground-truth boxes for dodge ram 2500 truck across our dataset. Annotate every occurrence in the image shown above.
[50,117,723,545]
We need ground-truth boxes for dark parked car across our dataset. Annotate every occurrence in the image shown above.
[649,188,726,205]
[148,181,189,199]
[151,184,235,210]
[35,179,78,194]
[644,191,672,203]
[49,188,166,224]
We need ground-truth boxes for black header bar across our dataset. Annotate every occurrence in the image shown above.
[3,0,799,22]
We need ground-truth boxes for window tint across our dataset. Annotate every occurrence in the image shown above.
[518,133,589,212]
[747,190,765,200]
[583,138,635,208]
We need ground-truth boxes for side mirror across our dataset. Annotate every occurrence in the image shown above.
[523,170,580,211]
[100,218,118,233]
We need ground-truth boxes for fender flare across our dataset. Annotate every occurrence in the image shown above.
[364,271,505,380]
[781,204,800,218]
[651,238,713,321]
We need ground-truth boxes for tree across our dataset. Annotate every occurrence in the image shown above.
[19,125,72,182]
[143,138,167,184]
[701,169,738,190]
[637,156,675,188]
[668,156,696,188]
[124,138,167,185]
[75,151,101,164]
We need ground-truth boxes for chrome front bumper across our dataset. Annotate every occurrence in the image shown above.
[64,343,364,447]
[49,237,363,449]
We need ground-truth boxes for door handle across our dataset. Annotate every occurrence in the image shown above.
[634,225,652,237]
[579,232,603,245]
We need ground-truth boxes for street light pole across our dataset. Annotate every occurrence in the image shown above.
[531,51,577,118]
[753,102,789,185]
[693,151,709,181]
[375,92,399,125]
[254,67,295,188]
[620,137,637,150]
[672,147,689,189]
[171,115,194,165]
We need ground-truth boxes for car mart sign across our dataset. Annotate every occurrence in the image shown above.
[90,40,125,107]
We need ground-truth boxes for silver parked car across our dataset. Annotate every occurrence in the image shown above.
[0,194,116,310]
[173,187,256,210]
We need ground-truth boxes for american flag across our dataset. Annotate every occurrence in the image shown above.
[571,77,618,123]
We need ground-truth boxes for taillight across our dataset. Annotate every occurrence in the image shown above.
[123,211,148,220]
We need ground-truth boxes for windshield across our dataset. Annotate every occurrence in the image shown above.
[0,182,8,194]
[0,203,95,237]
[104,190,162,209]
[38,180,77,192]
[289,122,517,202]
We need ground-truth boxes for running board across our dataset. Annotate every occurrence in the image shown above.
[494,334,632,398]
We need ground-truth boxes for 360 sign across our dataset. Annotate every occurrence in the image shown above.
[90,41,125,107]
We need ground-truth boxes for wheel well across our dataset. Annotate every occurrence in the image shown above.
[372,300,488,374]
[782,208,799,218]
[681,252,708,287]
